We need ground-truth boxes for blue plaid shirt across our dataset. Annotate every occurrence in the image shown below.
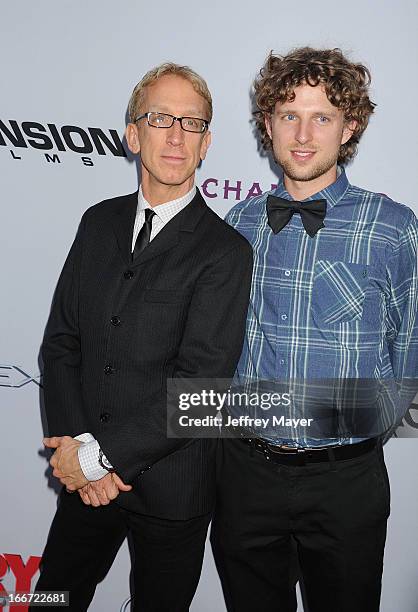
[225,168,418,446]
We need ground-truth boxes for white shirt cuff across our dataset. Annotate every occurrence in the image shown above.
[74,432,95,444]
[77,439,111,481]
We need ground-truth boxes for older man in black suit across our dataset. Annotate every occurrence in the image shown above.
[33,62,252,612]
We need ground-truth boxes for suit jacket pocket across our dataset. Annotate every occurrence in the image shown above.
[311,260,370,324]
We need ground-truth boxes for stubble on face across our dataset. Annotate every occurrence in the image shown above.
[277,146,340,183]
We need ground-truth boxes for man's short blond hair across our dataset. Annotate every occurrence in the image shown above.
[128,62,213,124]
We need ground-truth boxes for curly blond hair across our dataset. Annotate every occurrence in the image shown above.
[254,47,376,164]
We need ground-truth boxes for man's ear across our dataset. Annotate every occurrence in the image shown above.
[264,113,273,140]
[341,120,357,145]
[200,130,211,161]
[125,123,140,154]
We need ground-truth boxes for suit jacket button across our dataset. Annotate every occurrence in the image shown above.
[100,412,111,423]
[104,364,114,375]
[110,316,121,326]
[124,270,134,279]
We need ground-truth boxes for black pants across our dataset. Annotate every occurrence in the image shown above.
[211,438,390,612]
[31,490,211,612]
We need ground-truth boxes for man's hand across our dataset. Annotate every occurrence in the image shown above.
[78,473,132,507]
[44,435,88,491]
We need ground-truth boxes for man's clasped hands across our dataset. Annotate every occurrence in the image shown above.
[43,436,132,507]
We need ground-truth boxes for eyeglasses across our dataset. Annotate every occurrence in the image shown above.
[135,112,209,133]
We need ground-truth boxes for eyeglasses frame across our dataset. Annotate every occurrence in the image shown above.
[135,111,209,133]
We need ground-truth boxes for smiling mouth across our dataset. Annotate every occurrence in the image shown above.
[290,149,316,161]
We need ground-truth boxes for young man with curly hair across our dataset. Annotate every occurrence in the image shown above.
[211,47,417,612]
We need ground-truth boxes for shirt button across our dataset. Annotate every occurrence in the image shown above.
[110,316,121,326]
[100,412,111,423]
[280,359,285,365]
[104,364,114,375]
[284,270,291,277]
[124,270,134,279]
[281,314,288,321]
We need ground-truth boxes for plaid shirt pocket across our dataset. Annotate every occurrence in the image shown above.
[311,260,370,324]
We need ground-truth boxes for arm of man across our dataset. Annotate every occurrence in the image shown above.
[386,209,418,426]
[96,237,253,483]
[41,214,89,437]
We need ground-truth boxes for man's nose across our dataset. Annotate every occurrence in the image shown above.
[166,118,185,145]
[295,119,312,145]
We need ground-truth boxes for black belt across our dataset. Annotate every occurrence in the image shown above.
[239,435,379,466]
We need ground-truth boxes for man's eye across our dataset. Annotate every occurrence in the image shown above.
[186,118,199,128]
[284,114,296,121]
[317,116,330,123]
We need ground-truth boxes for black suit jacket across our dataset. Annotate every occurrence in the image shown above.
[42,188,253,519]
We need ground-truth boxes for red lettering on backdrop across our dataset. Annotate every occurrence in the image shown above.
[0,555,41,612]
[0,555,9,607]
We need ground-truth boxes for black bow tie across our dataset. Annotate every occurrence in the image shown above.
[266,195,327,237]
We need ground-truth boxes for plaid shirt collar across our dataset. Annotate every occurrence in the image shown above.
[272,166,350,210]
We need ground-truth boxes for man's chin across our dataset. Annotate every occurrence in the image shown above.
[280,163,319,182]
[279,157,337,183]
[158,172,195,188]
